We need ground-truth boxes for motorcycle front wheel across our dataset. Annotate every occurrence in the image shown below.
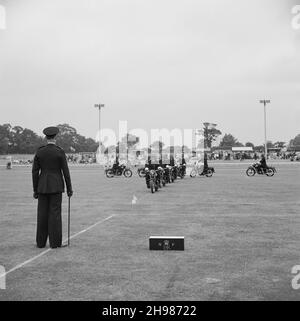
[138,169,146,177]
[150,180,155,193]
[190,169,197,178]
[123,169,133,178]
[246,167,256,176]
[266,168,275,177]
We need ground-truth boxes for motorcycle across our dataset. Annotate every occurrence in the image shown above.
[145,168,159,193]
[170,166,177,182]
[105,164,132,178]
[163,166,172,184]
[178,164,186,179]
[190,166,215,178]
[156,167,166,187]
[137,167,146,177]
[246,163,276,177]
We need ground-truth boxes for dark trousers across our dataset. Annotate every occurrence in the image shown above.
[36,193,62,248]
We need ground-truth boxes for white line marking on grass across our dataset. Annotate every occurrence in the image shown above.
[0,215,115,279]
[63,215,114,242]
[0,249,52,279]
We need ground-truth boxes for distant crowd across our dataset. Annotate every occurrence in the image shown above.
[66,153,96,164]
[2,153,97,166]
[208,151,300,161]
[2,150,300,167]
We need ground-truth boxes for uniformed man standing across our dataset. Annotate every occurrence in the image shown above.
[32,126,73,248]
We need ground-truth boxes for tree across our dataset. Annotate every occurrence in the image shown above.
[0,124,44,154]
[55,124,77,152]
[219,134,243,148]
[55,124,98,152]
[245,142,255,148]
[0,123,99,154]
[0,124,12,154]
[18,128,44,153]
[254,145,264,152]
[203,124,222,148]
[289,134,300,147]
[85,138,98,152]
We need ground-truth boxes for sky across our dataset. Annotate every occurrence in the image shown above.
[0,0,299,146]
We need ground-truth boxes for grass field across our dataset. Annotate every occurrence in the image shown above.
[0,161,299,301]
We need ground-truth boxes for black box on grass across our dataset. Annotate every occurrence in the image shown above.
[149,236,184,251]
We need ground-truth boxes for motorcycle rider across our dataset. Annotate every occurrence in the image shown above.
[258,154,267,173]
[145,157,154,188]
[180,155,186,176]
[112,156,120,173]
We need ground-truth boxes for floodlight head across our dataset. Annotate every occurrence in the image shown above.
[259,100,271,104]
[94,103,105,108]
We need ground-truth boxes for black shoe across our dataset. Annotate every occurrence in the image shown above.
[50,245,62,249]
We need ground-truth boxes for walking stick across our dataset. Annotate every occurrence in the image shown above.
[68,196,71,246]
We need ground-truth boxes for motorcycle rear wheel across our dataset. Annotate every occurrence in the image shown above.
[106,169,114,178]
[123,169,133,178]
[205,169,213,177]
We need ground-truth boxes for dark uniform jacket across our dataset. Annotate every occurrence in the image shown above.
[32,144,72,194]
[260,157,267,168]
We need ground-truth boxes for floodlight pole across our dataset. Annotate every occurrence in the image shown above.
[94,103,105,154]
[127,133,129,162]
[203,123,209,150]
[259,100,271,157]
